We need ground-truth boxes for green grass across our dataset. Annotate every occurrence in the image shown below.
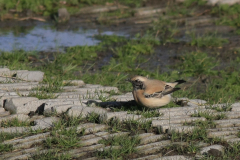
[171,120,218,143]
[189,32,229,47]
[27,79,63,99]
[0,0,146,19]
[0,118,32,127]
[191,111,226,121]
[84,111,154,134]
[97,134,140,159]
[149,18,179,44]
[183,0,207,7]
[212,4,240,29]
[0,50,33,70]
[162,142,200,155]
[0,144,13,153]
[31,150,72,160]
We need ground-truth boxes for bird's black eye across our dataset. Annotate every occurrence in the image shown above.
[135,79,139,82]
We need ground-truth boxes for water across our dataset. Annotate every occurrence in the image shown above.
[0,23,127,52]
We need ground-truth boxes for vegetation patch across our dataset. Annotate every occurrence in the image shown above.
[0,144,13,153]
[97,134,140,159]
[212,4,240,32]
[31,150,72,160]
[161,142,199,156]
[191,111,226,121]
[0,118,32,127]
[0,0,146,19]
[172,120,216,143]
[189,32,229,47]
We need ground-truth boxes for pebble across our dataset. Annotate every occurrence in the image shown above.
[200,145,224,156]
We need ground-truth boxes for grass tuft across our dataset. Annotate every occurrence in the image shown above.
[97,134,140,159]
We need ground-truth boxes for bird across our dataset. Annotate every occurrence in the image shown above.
[127,76,185,109]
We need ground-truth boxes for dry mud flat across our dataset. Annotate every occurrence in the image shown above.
[1,67,240,159]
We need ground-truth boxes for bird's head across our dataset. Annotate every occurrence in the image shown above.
[126,76,147,90]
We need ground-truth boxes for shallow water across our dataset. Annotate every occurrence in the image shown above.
[0,22,127,52]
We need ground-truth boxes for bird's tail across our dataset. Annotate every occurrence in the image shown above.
[166,80,186,88]
[174,80,186,84]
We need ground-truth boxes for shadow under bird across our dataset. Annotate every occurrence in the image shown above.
[127,76,186,109]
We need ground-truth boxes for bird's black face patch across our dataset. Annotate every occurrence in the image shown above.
[131,79,144,90]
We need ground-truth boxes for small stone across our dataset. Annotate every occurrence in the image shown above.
[110,94,134,101]
[117,114,142,122]
[0,147,38,159]
[72,152,87,158]
[31,117,59,130]
[208,0,240,5]
[74,123,100,132]
[137,133,155,139]
[222,135,238,140]
[0,108,5,112]
[0,94,19,108]
[58,8,70,22]
[67,105,107,118]
[134,7,166,16]
[3,132,50,145]
[84,124,108,134]
[167,126,197,134]
[0,127,27,133]
[140,134,164,144]
[195,142,209,148]
[99,111,128,122]
[16,71,44,82]
[208,126,240,132]
[6,154,31,160]
[0,82,39,91]
[78,5,128,14]
[63,80,85,86]
[160,123,183,133]
[0,67,10,75]
[206,103,229,109]
[102,132,129,139]
[0,114,29,125]
[57,91,109,99]
[231,103,240,111]
[139,145,168,154]
[44,104,74,115]
[6,98,82,114]
[4,97,38,114]
[0,77,15,83]
[136,140,171,151]
[188,99,207,106]
[97,145,121,152]
[214,119,240,128]
[227,138,240,143]
[81,137,102,146]
[69,144,104,154]
[200,145,224,157]
[13,138,45,150]
[158,106,205,114]
[226,111,240,119]
[207,130,239,138]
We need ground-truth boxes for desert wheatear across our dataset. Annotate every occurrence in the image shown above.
[127,76,185,108]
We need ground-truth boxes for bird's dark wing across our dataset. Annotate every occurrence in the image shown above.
[144,85,181,98]
[144,91,163,98]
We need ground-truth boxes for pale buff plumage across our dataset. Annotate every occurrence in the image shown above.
[128,76,185,109]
